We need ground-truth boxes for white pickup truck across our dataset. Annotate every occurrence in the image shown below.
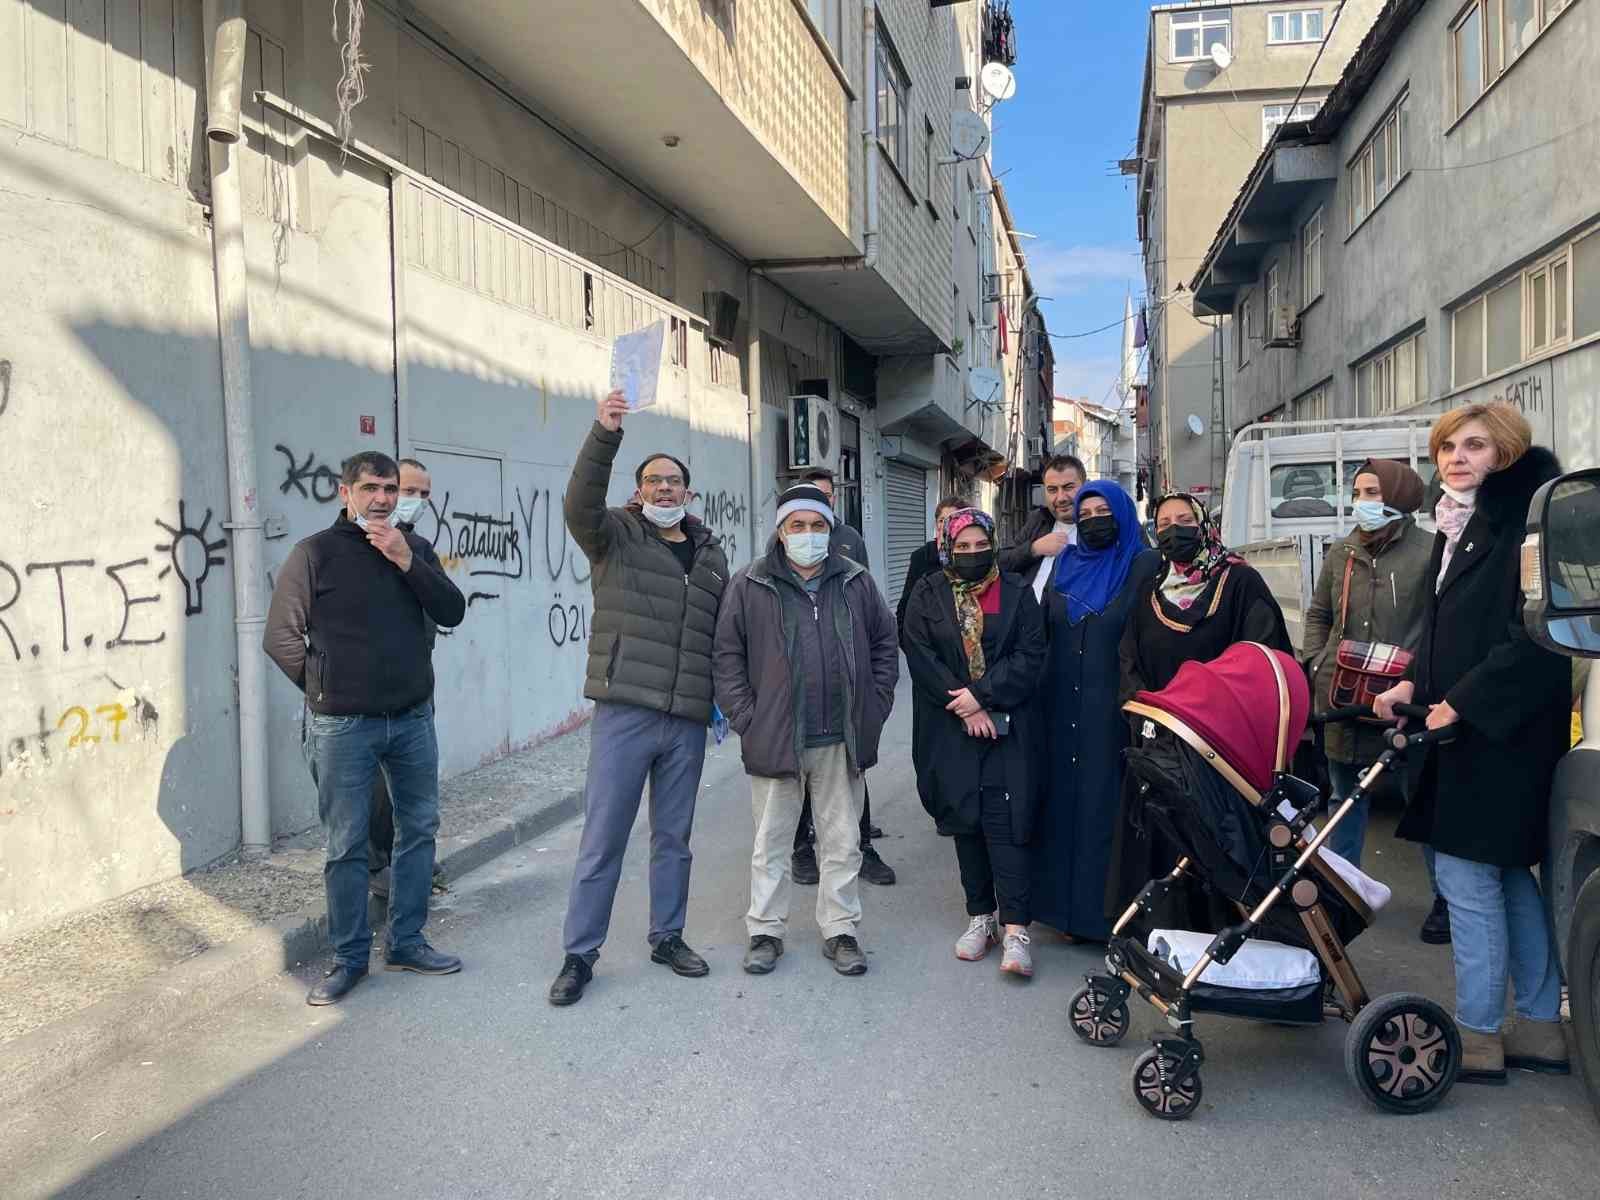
[1218,417,1437,652]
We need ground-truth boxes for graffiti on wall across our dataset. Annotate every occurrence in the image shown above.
[0,504,226,662]
[274,443,341,504]
[690,487,748,563]
[0,681,159,786]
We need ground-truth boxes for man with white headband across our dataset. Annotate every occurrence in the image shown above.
[714,484,899,978]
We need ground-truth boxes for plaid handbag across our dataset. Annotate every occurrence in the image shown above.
[1328,554,1412,718]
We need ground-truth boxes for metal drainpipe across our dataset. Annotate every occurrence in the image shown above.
[862,2,880,270]
[203,0,270,855]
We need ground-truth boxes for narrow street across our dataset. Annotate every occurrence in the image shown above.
[5,683,1597,1200]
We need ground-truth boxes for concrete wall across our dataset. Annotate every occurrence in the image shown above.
[1217,0,1600,467]
[0,0,880,938]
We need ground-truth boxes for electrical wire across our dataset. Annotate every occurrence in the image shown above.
[1403,112,1600,172]
[1271,1,1346,152]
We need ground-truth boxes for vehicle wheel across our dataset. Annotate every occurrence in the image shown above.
[1569,869,1600,1120]
[1131,1046,1202,1120]
[1344,992,1460,1114]
[1069,984,1130,1046]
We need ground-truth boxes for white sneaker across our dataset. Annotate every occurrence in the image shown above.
[955,913,999,961]
[1000,929,1033,978]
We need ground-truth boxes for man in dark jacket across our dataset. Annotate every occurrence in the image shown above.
[998,454,1085,596]
[895,494,968,634]
[792,468,897,887]
[264,451,467,1007]
[714,485,899,978]
[548,390,731,1007]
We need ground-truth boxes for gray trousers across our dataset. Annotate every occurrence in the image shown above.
[562,701,708,963]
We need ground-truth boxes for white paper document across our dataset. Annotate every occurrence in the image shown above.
[610,320,667,411]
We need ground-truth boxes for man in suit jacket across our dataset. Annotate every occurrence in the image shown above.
[896,495,968,634]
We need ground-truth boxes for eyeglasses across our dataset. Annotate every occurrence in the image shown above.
[641,475,686,488]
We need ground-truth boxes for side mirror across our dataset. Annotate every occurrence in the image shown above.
[1523,467,1600,657]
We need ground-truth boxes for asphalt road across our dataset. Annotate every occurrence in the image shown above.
[6,677,1598,1199]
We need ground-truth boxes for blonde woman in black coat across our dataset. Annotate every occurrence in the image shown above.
[1375,403,1568,1085]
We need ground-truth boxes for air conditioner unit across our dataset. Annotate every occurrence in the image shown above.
[787,394,840,473]
[702,290,740,344]
[1026,435,1046,461]
[1265,304,1301,348]
[983,272,1005,304]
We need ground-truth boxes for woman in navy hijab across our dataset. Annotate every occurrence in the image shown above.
[1030,481,1160,942]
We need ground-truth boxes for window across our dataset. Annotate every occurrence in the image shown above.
[806,0,843,57]
[1293,384,1330,423]
[1269,9,1326,44]
[1266,263,1283,333]
[1357,332,1426,415]
[669,316,688,367]
[1452,228,1599,387]
[1302,208,1325,306]
[876,27,910,176]
[1171,10,1230,61]
[1347,93,1408,232]
[922,117,935,210]
[965,171,976,233]
[968,312,978,367]
[1453,3,1485,117]
[1236,290,1253,369]
[1453,0,1569,120]
[1261,100,1320,146]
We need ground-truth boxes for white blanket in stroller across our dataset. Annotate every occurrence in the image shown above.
[1148,930,1321,990]
[1273,800,1394,913]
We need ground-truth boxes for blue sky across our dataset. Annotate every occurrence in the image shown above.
[991,1,1152,410]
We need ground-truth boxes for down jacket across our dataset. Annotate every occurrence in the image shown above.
[712,541,899,779]
[565,422,729,724]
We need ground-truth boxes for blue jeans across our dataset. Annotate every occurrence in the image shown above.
[304,702,440,968]
[1324,759,1438,890]
[1432,851,1562,1033]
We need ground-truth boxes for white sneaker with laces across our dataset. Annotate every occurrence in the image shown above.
[1000,928,1033,977]
[955,913,999,961]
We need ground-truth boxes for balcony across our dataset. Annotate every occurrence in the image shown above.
[877,352,1000,450]
[407,0,858,262]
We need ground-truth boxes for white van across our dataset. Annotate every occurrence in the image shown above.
[1220,417,1438,651]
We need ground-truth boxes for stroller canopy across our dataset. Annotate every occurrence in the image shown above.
[1134,643,1309,794]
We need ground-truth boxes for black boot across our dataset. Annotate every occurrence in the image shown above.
[1419,894,1451,945]
[791,843,820,886]
[859,845,897,886]
[306,964,368,1007]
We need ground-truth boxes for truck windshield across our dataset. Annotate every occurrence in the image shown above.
[1269,460,1437,519]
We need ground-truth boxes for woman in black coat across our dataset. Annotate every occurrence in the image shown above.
[902,508,1047,978]
[1375,404,1569,1085]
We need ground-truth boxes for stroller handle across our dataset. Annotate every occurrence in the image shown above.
[1386,723,1458,751]
[1390,702,1434,722]
[1310,705,1376,724]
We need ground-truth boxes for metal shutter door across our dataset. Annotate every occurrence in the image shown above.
[884,460,928,611]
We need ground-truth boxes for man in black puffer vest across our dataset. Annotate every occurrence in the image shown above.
[548,389,731,1007]
[264,451,467,1008]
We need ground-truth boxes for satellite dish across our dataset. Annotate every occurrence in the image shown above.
[980,62,1017,103]
[1186,413,1206,437]
[1209,43,1233,71]
[951,110,990,160]
[969,367,1004,405]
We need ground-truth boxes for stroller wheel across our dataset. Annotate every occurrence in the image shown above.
[1132,1047,1202,1120]
[1068,984,1130,1046]
[1344,992,1461,1114]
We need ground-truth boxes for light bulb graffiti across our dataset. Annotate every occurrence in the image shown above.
[154,503,229,616]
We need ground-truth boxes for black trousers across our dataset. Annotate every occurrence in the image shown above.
[794,778,873,851]
[953,786,1030,927]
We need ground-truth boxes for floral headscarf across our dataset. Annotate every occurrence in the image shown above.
[1154,492,1240,623]
[939,507,999,679]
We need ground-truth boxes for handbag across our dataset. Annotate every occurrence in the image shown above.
[1327,553,1412,719]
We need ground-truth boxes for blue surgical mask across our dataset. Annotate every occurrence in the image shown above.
[1352,499,1403,532]
[783,531,830,568]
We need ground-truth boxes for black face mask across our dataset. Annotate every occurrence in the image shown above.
[1078,514,1119,551]
[951,549,995,583]
[1156,524,1204,564]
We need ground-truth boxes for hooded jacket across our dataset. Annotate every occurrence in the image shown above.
[1396,446,1569,867]
[713,540,899,779]
[566,422,730,724]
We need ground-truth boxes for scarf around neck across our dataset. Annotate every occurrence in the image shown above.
[940,508,999,679]
[1434,491,1477,588]
[1155,493,1237,619]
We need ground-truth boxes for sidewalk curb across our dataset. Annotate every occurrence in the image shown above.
[0,787,584,1112]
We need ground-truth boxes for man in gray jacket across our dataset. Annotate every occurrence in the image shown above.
[714,485,899,978]
[548,390,731,1007]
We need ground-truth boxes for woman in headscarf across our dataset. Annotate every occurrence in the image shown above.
[1030,481,1160,942]
[901,508,1047,977]
[1302,460,1441,929]
[1107,492,1292,928]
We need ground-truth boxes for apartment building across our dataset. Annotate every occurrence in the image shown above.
[1132,0,1382,498]
[1190,0,1598,491]
[0,0,1045,936]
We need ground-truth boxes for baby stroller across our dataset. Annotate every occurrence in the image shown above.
[1069,642,1462,1120]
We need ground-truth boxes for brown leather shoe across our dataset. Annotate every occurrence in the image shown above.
[1458,1028,1507,1085]
[1505,1018,1571,1074]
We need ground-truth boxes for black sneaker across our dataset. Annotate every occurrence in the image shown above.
[791,844,820,886]
[548,954,593,1006]
[859,845,896,887]
[1419,894,1452,945]
[822,934,868,976]
[649,934,710,977]
[743,935,784,975]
